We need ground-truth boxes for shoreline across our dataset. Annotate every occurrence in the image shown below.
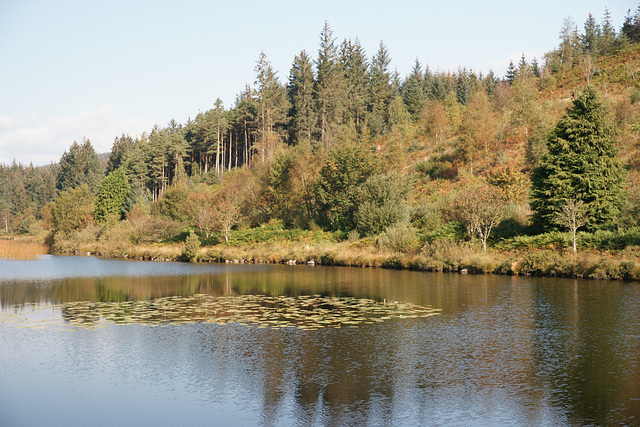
[52,241,640,282]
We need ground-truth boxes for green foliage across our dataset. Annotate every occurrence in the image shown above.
[151,184,194,222]
[50,184,95,234]
[181,231,201,262]
[355,174,408,236]
[56,139,104,193]
[416,158,458,180]
[315,142,379,231]
[531,86,625,231]
[401,59,427,120]
[225,220,336,245]
[378,222,420,253]
[420,239,478,272]
[107,134,137,174]
[94,168,130,223]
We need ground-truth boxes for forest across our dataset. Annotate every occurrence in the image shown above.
[2,6,640,280]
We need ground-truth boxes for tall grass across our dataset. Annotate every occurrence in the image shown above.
[0,238,49,260]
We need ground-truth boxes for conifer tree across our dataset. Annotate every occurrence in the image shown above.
[315,22,346,148]
[288,50,317,145]
[94,168,130,222]
[367,42,394,135]
[621,6,640,43]
[581,13,601,55]
[531,86,625,230]
[599,8,617,54]
[517,54,529,76]
[107,134,137,174]
[56,139,104,193]
[505,60,517,84]
[401,59,427,120]
[340,38,368,131]
[254,52,290,160]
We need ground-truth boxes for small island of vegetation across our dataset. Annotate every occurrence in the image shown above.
[2,7,640,281]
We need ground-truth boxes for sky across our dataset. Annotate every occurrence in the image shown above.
[0,0,635,165]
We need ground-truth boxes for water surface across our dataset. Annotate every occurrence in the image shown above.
[1,256,638,426]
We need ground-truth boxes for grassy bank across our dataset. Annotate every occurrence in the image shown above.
[40,225,640,281]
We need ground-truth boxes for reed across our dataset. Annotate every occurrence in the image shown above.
[0,238,49,260]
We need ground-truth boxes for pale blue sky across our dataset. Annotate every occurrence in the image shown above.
[0,0,635,165]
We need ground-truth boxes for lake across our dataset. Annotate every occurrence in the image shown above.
[1,255,639,426]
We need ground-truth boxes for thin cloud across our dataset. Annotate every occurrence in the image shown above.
[0,106,155,166]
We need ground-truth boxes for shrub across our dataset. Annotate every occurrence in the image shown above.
[420,239,477,271]
[181,231,201,262]
[378,222,421,253]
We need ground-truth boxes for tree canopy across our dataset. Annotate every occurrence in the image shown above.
[531,86,625,230]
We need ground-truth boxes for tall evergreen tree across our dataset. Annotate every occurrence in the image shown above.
[598,8,617,54]
[401,59,427,120]
[56,139,104,193]
[231,87,258,166]
[340,38,368,131]
[107,134,137,174]
[315,22,346,148]
[367,41,394,135]
[505,60,517,84]
[287,50,317,145]
[621,6,640,43]
[581,13,601,54]
[531,86,625,230]
[254,52,290,161]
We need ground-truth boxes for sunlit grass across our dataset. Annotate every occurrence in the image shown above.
[0,238,49,260]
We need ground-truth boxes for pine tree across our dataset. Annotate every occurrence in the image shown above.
[531,58,541,78]
[581,13,601,55]
[107,134,137,174]
[340,38,368,131]
[56,139,104,193]
[531,86,625,230]
[598,8,617,55]
[401,59,427,120]
[621,6,640,43]
[367,41,394,135]
[287,50,317,145]
[254,52,290,161]
[517,54,529,76]
[315,22,346,148]
[505,60,517,84]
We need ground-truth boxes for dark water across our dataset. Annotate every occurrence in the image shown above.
[0,256,639,426]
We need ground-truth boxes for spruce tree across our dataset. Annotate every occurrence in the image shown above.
[340,38,368,131]
[367,42,394,135]
[315,22,346,148]
[581,13,601,55]
[56,138,104,193]
[531,86,625,230]
[287,50,317,145]
[401,59,427,120]
[505,60,517,84]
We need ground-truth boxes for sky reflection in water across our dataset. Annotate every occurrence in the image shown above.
[1,257,639,426]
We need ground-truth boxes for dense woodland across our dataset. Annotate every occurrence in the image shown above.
[3,7,640,277]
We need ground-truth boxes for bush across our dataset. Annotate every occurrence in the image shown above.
[378,222,421,253]
[416,159,457,180]
[354,174,409,236]
[420,239,477,271]
[181,231,201,262]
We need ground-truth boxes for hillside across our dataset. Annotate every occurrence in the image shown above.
[2,7,640,279]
